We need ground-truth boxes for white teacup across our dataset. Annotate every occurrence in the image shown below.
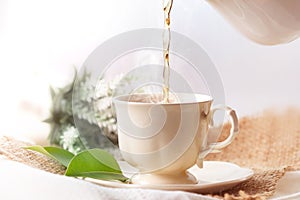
[113,93,238,184]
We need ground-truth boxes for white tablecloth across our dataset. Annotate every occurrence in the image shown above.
[0,158,299,200]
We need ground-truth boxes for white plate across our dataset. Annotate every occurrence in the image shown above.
[85,161,254,194]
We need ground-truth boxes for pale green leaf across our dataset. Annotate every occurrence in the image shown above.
[25,145,74,167]
[65,148,128,182]
[75,171,128,182]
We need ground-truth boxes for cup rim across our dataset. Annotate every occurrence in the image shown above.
[112,93,213,105]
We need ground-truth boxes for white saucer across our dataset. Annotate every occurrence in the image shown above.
[85,161,254,194]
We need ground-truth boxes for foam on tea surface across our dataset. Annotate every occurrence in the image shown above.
[128,93,178,104]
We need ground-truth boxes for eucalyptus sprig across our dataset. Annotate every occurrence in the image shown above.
[26,146,129,183]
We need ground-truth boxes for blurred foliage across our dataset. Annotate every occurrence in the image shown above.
[44,69,119,154]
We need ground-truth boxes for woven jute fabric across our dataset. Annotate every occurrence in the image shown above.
[206,108,300,200]
[0,108,299,200]
[0,136,65,175]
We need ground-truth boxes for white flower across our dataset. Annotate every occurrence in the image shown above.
[59,126,82,154]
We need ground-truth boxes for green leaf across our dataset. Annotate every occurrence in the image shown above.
[75,171,128,182]
[65,148,128,182]
[43,118,53,123]
[25,145,74,167]
[26,146,128,182]
[49,86,56,99]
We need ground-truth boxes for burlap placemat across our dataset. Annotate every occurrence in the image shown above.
[0,136,65,175]
[206,108,300,200]
[0,108,299,200]
[207,108,300,171]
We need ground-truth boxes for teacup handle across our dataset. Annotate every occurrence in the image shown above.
[197,105,238,168]
[209,105,239,151]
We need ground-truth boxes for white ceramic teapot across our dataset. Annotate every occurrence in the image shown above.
[206,0,300,45]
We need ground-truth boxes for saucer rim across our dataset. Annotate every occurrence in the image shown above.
[84,161,254,193]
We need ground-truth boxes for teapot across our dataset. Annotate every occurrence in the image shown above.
[206,0,300,45]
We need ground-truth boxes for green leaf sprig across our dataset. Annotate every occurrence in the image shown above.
[25,146,129,183]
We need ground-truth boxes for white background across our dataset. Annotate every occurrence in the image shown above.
[0,0,299,143]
